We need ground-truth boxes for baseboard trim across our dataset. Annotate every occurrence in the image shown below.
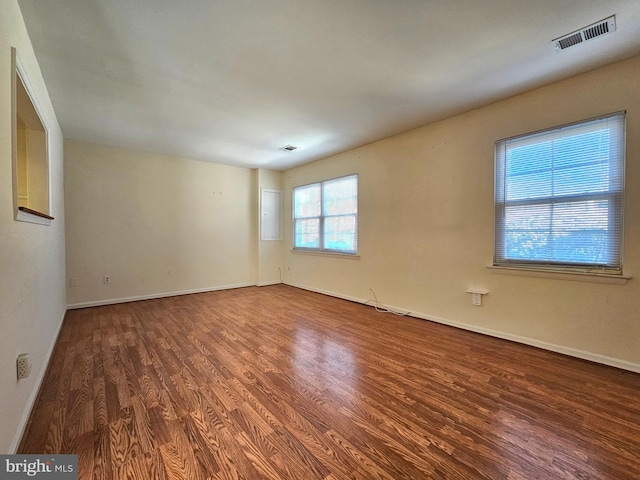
[257,280,283,287]
[286,282,365,304]
[67,282,255,309]
[10,308,66,453]
[284,281,640,374]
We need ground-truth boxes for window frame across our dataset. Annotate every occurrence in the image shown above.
[292,174,358,255]
[493,112,625,274]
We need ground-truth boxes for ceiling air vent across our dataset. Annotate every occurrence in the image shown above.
[553,15,616,51]
[278,145,298,152]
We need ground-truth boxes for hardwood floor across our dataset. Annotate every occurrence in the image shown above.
[19,285,640,479]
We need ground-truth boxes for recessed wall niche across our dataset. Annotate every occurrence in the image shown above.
[12,47,52,225]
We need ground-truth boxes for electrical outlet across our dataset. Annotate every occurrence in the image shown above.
[103,275,111,284]
[69,277,78,287]
[472,293,482,306]
[17,353,31,380]
[466,289,488,307]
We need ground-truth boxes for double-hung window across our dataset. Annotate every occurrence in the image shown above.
[494,112,625,272]
[293,174,358,254]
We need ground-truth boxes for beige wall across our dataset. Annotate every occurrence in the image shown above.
[25,128,48,213]
[65,140,257,306]
[0,0,66,453]
[256,168,284,286]
[283,55,640,370]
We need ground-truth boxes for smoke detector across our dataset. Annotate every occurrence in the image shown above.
[278,145,299,152]
[553,16,616,51]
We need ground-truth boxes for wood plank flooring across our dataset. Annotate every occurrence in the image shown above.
[19,285,640,479]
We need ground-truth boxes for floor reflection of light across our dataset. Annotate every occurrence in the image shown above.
[291,326,357,402]
[489,408,606,479]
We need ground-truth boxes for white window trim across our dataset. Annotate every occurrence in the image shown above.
[487,265,631,285]
[12,48,53,225]
[493,112,625,275]
[16,208,53,226]
[293,174,358,255]
[291,249,360,259]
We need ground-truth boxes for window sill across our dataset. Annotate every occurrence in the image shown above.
[291,249,360,260]
[488,265,631,285]
[16,207,53,226]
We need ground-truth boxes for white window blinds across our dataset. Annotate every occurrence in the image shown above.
[494,112,625,271]
[293,174,358,254]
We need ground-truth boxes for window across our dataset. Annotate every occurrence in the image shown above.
[293,174,358,254]
[12,48,52,225]
[494,112,625,272]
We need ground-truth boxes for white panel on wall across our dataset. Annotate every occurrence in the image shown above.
[261,188,281,240]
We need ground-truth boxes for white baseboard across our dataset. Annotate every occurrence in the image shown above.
[285,281,640,374]
[256,280,283,287]
[67,282,255,309]
[10,309,66,453]
[406,311,640,374]
[286,282,365,304]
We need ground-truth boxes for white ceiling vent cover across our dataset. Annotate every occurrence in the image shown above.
[553,16,616,51]
[279,144,299,152]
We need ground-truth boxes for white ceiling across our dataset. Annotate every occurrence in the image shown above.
[17,0,640,170]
